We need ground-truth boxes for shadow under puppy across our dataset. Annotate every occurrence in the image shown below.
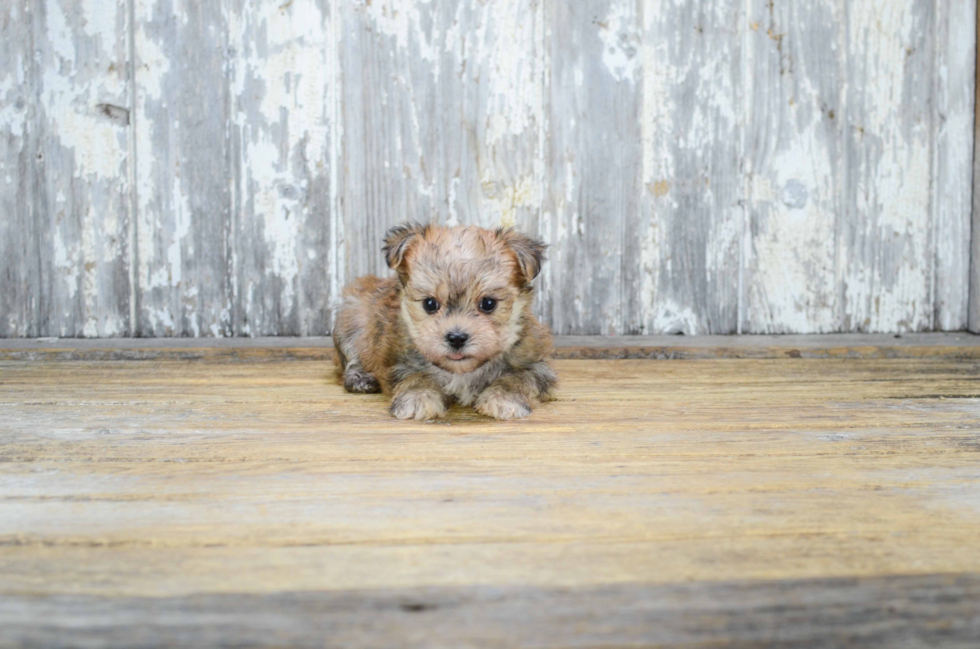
[333,223,556,420]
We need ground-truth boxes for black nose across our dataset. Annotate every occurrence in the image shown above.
[445,331,469,350]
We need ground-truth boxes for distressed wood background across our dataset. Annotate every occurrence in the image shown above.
[1,0,976,337]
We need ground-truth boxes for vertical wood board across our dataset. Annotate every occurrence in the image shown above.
[640,0,742,335]
[228,0,341,336]
[340,0,545,286]
[837,0,935,333]
[0,1,37,337]
[0,1,132,337]
[933,0,975,330]
[972,0,980,334]
[543,0,642,335]
[741,0,845,334]
[133,0,234,337]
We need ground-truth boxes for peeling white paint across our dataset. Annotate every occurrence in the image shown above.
[640,0,671,319]
[2,0,976,337]
[26,0,132,337]
[0,69,26,139]
[933,0,976,330]
[479,0,545,231]
[166,173,191,288]
[598,0,640,83]
[327,0,345,324]
[231,0,335,319]
[481,175,539,229]
[52,233,76,300]
[80,0,122,63]
[361,0,439,68]
[840,0,935,332]
[649,300,701,336]
[482,1,541,144]
[639,0,742,334]
[133,19,169,101]
[42,0,127,180]
[745,91,840,334]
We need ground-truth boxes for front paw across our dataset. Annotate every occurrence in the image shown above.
[390,390,448,420]
[476,392,532,420]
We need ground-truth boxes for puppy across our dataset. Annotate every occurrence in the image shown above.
[333,223,556,420]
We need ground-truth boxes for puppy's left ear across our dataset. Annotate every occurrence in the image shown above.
[382,222,427,271]
[497,228,547,285]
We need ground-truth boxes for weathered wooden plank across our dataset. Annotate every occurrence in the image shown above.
[0,2,38,337]
[933,0,975,330]
[2,575,979,649]
[741,0,844,333]
[743,0,976,335]
[340,0,545,284]
[970,0,980,335]
[1,332,977,362]
[134,0,342,337]
[133,0,234,336]
[470,0,548,320]
[2,0,978,338]
[339,0,429,281]
[0,574,980,649]
[1,356,980,649]
[30,0,132,337]
[639,0,742,335]
[839,0,937,333]
[228,0,341,336]
[542,0,641,335]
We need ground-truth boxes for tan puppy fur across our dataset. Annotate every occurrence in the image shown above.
[333,223,556,420]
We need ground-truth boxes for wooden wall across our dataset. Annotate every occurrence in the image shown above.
[0,0,976,337]
[972,0,980,334]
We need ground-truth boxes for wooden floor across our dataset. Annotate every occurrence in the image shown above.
[1,336,979,647]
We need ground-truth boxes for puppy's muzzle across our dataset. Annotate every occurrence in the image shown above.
[445,331,469,350]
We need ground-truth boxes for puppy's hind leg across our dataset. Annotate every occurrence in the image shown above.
[344,364,381,394]
[333,330,381,394]
[339,346,382,395]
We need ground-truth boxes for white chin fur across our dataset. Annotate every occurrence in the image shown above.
[436,358,480,374]
[427,357,505,406]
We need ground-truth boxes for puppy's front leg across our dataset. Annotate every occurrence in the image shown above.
[390,373,450,421]
[475,363,556,420]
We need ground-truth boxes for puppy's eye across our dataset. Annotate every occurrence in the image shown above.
[479,297,498,313]
[422,297,440,314]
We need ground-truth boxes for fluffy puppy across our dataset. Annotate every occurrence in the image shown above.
[333,223,556,420]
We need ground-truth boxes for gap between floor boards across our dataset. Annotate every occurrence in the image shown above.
[0,333,977,362]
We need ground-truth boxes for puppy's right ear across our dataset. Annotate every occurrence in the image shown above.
[382,222,427,270]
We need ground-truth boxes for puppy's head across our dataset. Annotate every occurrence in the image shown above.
[383,223,545,374]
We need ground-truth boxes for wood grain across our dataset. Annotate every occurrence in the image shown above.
[543,0,641,335]
[1,353,979,644]
[3,575,979,648]
[35,0,133,338]
[132,0,342,337]
[1,332,978,362]
[842,0,937,333]
[229,0,341,337]
[934,0,976,330]
[340,0,545,280]
[741,0,841,333]
[971,0,980,335]
[133,0,234,337]
[0,1,133,338]
[0,1,37,337]
[641,0,742,336]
